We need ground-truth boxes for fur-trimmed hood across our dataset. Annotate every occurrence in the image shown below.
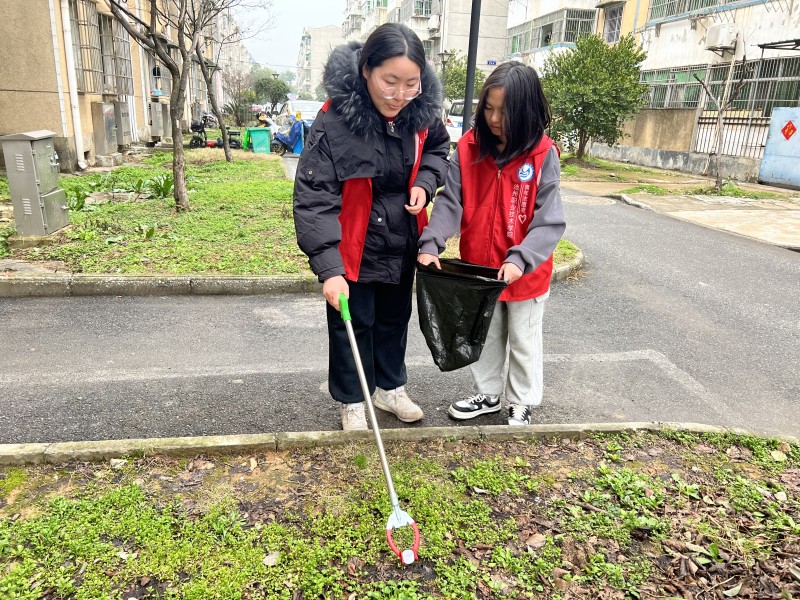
[322,41,443,138]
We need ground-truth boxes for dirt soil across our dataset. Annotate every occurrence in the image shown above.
[2,432,799,599]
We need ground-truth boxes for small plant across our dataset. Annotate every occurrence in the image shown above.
[67,189,92,212]
[147,174,175,199]
[136,223,157,240]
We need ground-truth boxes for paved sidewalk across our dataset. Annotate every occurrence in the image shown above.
[565,178,800,250]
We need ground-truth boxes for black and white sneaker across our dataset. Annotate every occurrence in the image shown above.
[448,393,502,420]
[508,404,532,426]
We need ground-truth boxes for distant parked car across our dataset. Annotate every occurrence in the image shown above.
[445,99,479,144]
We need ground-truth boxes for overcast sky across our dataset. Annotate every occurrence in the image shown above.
[240,0,345,72]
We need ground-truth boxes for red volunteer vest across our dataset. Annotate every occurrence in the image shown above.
[457,130,556,302]
[321,100,429,281]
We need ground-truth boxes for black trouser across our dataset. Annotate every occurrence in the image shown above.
[326,268,414,404]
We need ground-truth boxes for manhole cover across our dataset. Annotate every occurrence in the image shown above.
[562,196,616,205]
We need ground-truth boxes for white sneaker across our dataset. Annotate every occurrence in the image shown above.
[508,404,532,426]
[374,386,424,423]
[341,402,368,431]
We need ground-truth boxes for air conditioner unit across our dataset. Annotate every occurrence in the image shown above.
[706,23,737,51]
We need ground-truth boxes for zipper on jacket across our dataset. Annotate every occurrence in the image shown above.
[389,121,395,134]
[488,167,503,259]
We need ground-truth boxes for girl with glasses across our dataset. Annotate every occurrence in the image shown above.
[293,23,450,431]
[418,61,566,427]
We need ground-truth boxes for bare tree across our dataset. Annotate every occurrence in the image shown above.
[196,5,274,162]
[693,57,753,192]
[103,0,272,209]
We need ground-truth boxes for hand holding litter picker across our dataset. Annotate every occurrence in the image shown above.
[339,293,421,565]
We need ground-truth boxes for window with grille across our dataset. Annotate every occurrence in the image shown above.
[603,4,623,43]
[68,0,102,93]
[69,1,132,95]
[112,20,134,95]
[415,0,432,15]
[422,39,433,62]
[648,0,751,21]
[641,57,800,115]
[508,8,596,54]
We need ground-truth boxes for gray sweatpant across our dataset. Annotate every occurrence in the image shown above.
[470,294,548,407]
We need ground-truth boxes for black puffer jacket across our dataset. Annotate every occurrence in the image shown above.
[293,42,450,284]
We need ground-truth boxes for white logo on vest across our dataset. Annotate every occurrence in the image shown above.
[518,163,534,182]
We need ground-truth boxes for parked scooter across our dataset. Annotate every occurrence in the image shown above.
[188,117,242,149]
[271,115,303,156]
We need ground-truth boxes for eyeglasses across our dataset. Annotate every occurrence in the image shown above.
[373,73,422,100]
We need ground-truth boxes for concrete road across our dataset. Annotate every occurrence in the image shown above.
[1,187,798,443]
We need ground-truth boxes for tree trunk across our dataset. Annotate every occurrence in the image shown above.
[170,81,190,211]
[198,51,231,163]
[577,132,589,159]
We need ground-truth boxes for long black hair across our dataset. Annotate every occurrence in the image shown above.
[474,61,551,163]
[358,23,427,75]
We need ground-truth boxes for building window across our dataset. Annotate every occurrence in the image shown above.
[415,0,432,16]
[603,4,623,43]
[422,39,433,62]
[69,1,132,95]
[400,0,431,21]
[68,0,103,93]
[641,65,707,108]
[112,20,134,96]
[507,8,596,56]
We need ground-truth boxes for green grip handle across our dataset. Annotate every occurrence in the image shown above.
[339,293,351,322]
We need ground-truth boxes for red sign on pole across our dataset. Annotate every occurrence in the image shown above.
[781,120,797,140]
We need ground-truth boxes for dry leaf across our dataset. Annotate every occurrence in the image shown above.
[770,450,787,462]
[722,582,742,597]
[262,551,280,567]
[526,533,547,550]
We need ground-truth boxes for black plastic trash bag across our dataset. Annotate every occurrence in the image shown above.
[416,259,507,372]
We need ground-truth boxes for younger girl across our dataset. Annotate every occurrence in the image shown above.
[418,61,565,426]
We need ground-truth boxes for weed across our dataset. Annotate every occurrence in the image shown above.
[0,468,27,497]
[687,179,789,199]
[147,173,175,199]
[554,238,579,263]
[450,458,539,496]
[0,224,15,258]
[0,175,10,203]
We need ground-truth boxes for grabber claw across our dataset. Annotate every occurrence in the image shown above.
[339,293,422,566]
[385,508,421,565]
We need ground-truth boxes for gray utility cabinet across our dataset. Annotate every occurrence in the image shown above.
[0,130,69,237]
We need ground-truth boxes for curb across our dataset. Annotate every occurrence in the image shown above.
[608,193,653,211]
[1,422,796,466]
[0,252,586,297]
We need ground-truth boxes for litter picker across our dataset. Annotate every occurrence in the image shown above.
[339,293,421,565]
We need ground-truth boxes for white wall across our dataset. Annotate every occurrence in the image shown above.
[641,3,800,69]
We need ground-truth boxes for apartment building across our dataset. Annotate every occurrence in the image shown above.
[591,0,800,179]
[296,26,347,98]
[0,0,240,172]
[336,0,509,86]
[505,0,598,71]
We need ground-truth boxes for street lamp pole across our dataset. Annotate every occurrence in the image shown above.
[438,50,453,100]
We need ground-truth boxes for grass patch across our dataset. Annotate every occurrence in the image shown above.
[618,184,671,195]
[12,153,304,275]
[0,224,14,258]
[687,180,792,200]
[0,174,10,203]
[1,432,798,598]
